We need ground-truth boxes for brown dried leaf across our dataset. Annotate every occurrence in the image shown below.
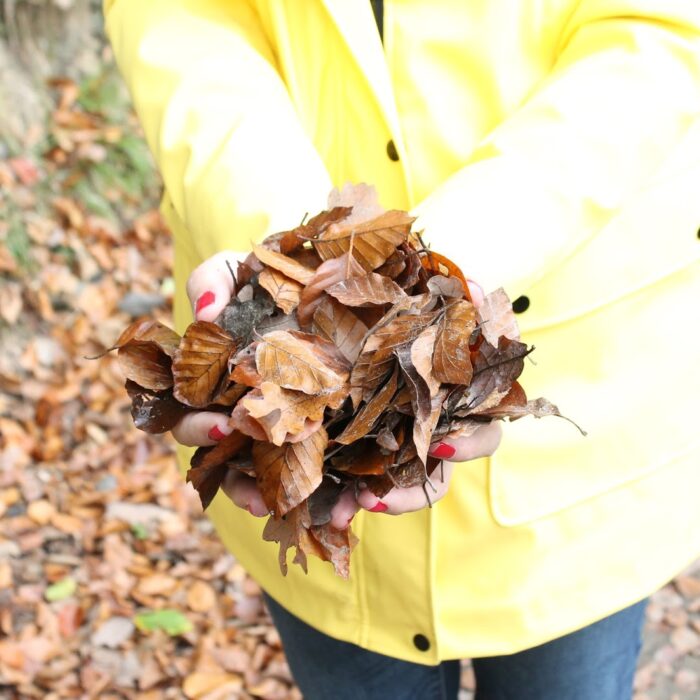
[312,296,369,364]
[252,245,315,285]
[313,210,414,271]
[394,344,431,425]
[420,250,469,296]
[114,319,181,391]
[242,381,346,446]
[230,353,263,388]
[255,331,348,395]
[410,325,440,398]
[478,288,520,345]
[229,400,268,441]
[188,431,251,509]
[484,396,587,435]
[327,182,384,225]
[433,300,476,385]
[331,442,393,476]
[113,319,180,358]
[118,342,174,392]
[427,275,465,299]
[465,337,531,410]
[173,322,237,407]
[264,206,353,254]
[125,381,190,434]
[351,312,437,399]
[326,272,407,307]
[412,388,448,466]
[309,523,358,579]
[252,427,328,516]
[262,503,315,575]
[257,268,303,314]
[335,366,399,445]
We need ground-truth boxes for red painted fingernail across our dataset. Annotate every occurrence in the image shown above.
[195,290,215,315]
[429,442,455,459]
[369,501,388,513]
[208,425,227,441]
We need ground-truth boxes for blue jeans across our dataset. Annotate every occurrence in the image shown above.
[264,593,647,700]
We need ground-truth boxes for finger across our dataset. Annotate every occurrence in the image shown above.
[466,279,485,307]
[186,251,247,322]
[329,487,361,529]
[357,462,455,515]
[221,470,268,516]
[428,421,502,463]
[171,411,233,447]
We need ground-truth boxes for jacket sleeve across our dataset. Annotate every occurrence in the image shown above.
[412,1,700,294]
[103,0,332,261]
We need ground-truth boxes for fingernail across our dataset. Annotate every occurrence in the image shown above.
[208,424,229,441]
[369,501,388,513]
[195,290,216,316]
[466,279,483,304]
[245,504,253,514]
[429,442,455,459]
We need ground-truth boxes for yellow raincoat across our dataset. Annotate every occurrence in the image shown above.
[105,0,700,663]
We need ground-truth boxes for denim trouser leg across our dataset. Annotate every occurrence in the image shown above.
[263,592,647,700]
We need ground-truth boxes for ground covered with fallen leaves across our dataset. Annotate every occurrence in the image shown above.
[1,63,699,700]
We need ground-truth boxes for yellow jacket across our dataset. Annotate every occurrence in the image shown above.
[105,0,700,663]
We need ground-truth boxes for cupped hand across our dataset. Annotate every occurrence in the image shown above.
[171,250,497,526]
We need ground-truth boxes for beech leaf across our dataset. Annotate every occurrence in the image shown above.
[478,288,521,346]
[255,330,348,395]
[172,321,237,408]
[312,296,368,363]
[326,272,407,307]
[433,300,476,385]
[313,210,414,271]
[252,427,328,516]
[258,268,303,314]
[252,245,315,285]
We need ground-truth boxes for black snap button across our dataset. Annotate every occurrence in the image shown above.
[697,226,700,239]
[413,633,430,651]
[386,140,400,162]
[512,295,530,314]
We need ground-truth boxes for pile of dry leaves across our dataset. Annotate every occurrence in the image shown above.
[113,186,577,579]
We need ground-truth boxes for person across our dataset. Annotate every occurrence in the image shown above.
[103,1,700,697]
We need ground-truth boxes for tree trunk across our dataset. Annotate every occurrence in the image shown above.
[0,0,98,148]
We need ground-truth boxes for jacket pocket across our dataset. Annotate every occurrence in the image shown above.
[487,264,700,526]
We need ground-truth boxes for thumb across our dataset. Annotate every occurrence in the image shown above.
[185,251,248,322]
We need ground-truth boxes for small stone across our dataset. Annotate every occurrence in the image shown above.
[91,617,135,648]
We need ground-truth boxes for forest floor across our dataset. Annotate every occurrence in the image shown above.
[0,62,699,700]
